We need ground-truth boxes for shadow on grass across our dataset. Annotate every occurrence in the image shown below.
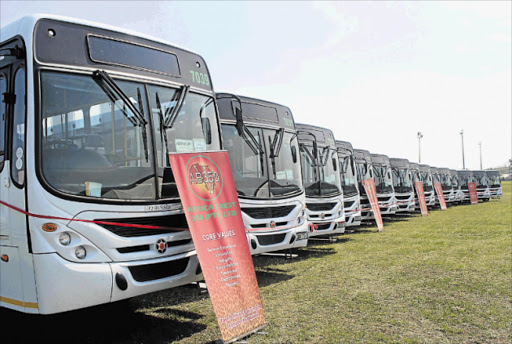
[255,268,295,288]
[0,301,206,344]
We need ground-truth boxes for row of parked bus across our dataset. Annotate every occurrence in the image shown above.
[0,15,503,315]
[218,93,504,255]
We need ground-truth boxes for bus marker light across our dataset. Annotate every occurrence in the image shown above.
[42,223,58,232]
[1,255,8,263]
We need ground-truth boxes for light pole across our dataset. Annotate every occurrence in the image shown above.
[460,130,465,169]
[417,132,423,163]
[478,141,482,170]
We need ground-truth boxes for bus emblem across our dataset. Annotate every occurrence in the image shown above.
[270,221,276,228]
[156,239,167,254]
[186,155,224,202]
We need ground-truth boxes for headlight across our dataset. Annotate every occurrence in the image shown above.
[75,246,87,260]
[59,233,71,246]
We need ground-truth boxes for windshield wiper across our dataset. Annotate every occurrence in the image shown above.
[93,70,147,126]
[155,92,169,155]
[93,70,149,161]
[268,128,284,175]
[164,85,190,129]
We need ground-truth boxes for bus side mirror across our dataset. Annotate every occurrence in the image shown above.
[291,145,297,163]
[332,158,337,171]
[235,106,244,136]
[201,118,212,144]
[312,141,318,158]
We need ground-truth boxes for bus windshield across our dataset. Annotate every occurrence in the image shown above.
[301,144,341,197]
[339,155,358,196]
[392,168,413,193]
[39,71,220,201]
[441,174,452,190]
[420,172,433,191]
[222,124,303,198]
[373,165,393,194]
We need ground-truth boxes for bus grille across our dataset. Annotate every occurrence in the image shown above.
[257,234,286,246]
[97,214,188,237]
[128,257,189,282]
[307,203,337,211]
[242,205,295,219]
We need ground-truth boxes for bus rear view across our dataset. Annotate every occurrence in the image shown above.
[217,93,308,255]
[1,15,221,314]
[297,124,345,237]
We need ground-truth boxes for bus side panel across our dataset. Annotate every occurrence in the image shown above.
[33,253,113,314]
[0,246,30,312]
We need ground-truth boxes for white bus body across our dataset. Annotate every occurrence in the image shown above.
[438,168,455,204]
[389,158,416,213]
[297,124,345,237]
[370,154,397,217]
[419,164,436,207]
[336,141,361,227]
[486,170,502,199]
[353,149,374,221]
[217,93,308,255]
[472,170,492,201]
[1,15,222,314]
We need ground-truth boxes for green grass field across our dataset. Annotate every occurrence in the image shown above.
[134,182,511,344]
[3,183,510,344]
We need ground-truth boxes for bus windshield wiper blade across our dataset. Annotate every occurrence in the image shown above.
[93,70,147,126]
[93,70,148,161]
[164,85,190,129]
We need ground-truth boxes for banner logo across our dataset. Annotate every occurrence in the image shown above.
[186,155,224,201]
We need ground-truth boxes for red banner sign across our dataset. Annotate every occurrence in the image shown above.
[468,182,478,204]
[168,152,266,343]
[434,182,447,210]
[362,179,383,232]
[414,181,428,216]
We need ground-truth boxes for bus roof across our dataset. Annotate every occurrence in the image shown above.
[409,162,419,170]
[2,14,213,92]
[353,149,372,163]
[296,123,336,147]
[389,158,410,168]
[216,93,295,129]
[335,140,354,155]
[370,153,390,166]
[2,14,196,54]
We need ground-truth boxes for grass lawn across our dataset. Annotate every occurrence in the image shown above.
[2,183,510,344]
[140,181,511,344]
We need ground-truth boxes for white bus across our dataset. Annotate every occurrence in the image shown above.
[353,148,374,221]
[419,164,436,207]
[486,170,502,199]
[389,158,416,213]
[457,170,476,203]
[336,140,362,227]
[296,124,345,238]
[472,170,492,202]
[0,15,222,314]
[370,153,397,217]
[438,167,455,204]
[216,93,308,255]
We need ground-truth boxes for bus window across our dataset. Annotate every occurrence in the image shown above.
[11,67,25,185]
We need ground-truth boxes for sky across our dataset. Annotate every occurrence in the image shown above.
[1,1,511,170]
